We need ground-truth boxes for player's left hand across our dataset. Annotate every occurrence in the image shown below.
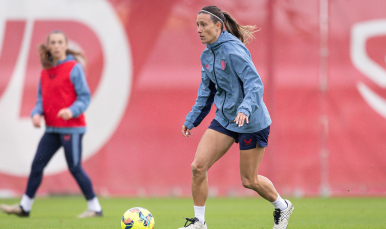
[57,108,73,120]
[234,112,249,127]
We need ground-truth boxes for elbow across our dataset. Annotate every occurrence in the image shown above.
[85,97,91,108]
[82,94,91,108]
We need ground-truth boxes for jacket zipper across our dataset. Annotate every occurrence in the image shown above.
[211,49,229,127]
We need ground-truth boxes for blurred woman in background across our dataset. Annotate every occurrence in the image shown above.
[180,6,294,229]
[0,31,102,218]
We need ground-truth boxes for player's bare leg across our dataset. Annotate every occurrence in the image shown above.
[191,129,234,206]
[239,146,278,201]
[179,129,234,228]
[240,146,294,229]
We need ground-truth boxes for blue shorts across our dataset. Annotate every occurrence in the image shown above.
[208,119,270,150]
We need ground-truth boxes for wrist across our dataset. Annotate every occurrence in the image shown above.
[184,121,194,130]
[237,108,250,117]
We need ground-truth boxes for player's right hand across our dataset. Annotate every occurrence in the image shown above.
[182,125,192,137]
[32,114,42,128]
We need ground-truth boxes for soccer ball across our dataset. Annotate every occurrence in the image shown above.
[121,207,155,229]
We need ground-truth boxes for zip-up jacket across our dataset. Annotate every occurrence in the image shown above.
[31,55,91,134]
[184,31,271,133]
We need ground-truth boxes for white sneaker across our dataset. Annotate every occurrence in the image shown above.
[178,217,207,229]
[0,204,30,217]
[273,199,294,229]
[77,209,103,218]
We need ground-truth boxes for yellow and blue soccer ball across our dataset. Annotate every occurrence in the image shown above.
[121,207,155,229]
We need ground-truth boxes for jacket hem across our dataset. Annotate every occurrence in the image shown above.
[214,115,271,133]
[45,126,86,134]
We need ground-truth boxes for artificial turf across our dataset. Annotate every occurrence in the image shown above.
[0,197,385,228]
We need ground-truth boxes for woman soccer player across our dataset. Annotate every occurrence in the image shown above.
[0,31,102,218]
[180,6,294,229]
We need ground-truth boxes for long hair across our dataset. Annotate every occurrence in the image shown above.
[199,6,258,45]
[39,31,86,69]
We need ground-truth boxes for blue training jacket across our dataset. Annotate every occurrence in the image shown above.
[184,31,271,133]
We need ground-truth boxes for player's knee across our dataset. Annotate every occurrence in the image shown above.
[241,176,259,190]
[191,160,206,176]
[30,161,45,173]
[68,165,81,175]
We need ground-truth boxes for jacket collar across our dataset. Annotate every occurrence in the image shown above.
[56,54,75,65]
[206,31,237,50]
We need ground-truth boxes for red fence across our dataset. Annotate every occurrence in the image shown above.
[0,0,386,197]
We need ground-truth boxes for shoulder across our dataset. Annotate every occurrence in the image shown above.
[223,41,250,57]
[69,63,86,83]
[217,41,250,66]
[70,63,85,74]
[57,60,79,75]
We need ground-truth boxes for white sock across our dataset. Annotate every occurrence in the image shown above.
[20,194,34,212]
[270,195,288,210]
[194,205,205,224]
[87,197,102,212]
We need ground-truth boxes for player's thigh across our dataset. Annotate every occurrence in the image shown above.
[239,146,266,179]
[32,133,62,167]
[193,129,235,170]
[60,133,84,168]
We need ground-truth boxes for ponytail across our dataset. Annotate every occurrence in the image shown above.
[39,31,86,70]
[200,6,259,45]
[65,49,86,67]
[223,11,258,45]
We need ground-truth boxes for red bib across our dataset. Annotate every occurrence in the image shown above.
[40,61,86,127]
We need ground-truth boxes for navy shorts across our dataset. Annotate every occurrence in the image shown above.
[208,119,270,150]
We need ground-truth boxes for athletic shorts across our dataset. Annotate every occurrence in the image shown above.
[208,119,270,150]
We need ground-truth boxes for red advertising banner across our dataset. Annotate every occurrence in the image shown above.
[0,0,385,197]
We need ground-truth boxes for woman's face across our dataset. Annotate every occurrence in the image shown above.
[47,33,67,60]
[196,13,221,45]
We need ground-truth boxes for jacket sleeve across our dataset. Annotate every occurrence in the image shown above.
[229,53,264,117]
[30,79,44,117]
[69,63,91,117]
[184,68,216,129]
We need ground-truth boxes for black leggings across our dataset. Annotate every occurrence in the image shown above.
[25,133,96,200]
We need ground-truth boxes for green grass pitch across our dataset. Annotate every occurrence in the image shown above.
[0,197,385,228]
